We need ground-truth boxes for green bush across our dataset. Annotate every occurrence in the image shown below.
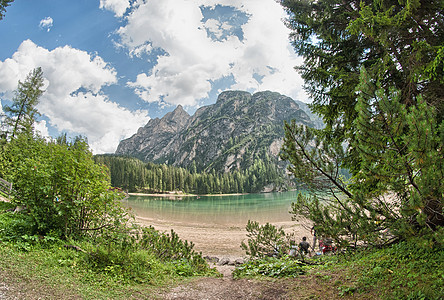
[0,212,35,242]
[2,134,127,239]
[138,226,212,275]
[241,220,290,258]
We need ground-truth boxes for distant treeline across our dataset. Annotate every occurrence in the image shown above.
[94,155,288,194]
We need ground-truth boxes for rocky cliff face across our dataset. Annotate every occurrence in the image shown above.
[116,90,313,172]
[116,104,191,161]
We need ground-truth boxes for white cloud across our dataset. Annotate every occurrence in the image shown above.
[117,0,308,106]
[39,17,53,32]
[120,0,238,106]
[100,0,130,17]
[203,19,232,40]
[0,40,149,154]
[34,120,50,138]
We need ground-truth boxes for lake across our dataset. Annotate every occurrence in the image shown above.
[123,190,301,227]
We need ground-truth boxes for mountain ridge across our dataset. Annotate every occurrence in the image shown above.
[116,90,313,173]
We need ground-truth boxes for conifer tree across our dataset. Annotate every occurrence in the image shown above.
[2,67,45,139]
[280,0,444,245]
[0,0,13,20]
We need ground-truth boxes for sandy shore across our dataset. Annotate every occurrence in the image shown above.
[134,214,313,258]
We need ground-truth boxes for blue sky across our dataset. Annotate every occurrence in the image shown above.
[0,0,306,154]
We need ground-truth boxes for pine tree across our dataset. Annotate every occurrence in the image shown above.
[280,0,444,244]
[2,67,45,138]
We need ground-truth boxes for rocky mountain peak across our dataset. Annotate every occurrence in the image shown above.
[165,104,189,120]
[116,90,314,172]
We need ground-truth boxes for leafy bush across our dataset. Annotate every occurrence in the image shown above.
[0,212,33,241]
[233,257,306,279]
[1,133,127,239]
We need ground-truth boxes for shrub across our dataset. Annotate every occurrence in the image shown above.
[241,220,290,258]
[138,226,211,275]
[233,257,306,279]
[2,134,127,239]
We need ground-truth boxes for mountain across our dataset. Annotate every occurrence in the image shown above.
[116,90,313,173]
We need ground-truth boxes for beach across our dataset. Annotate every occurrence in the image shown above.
[134,214,313,258]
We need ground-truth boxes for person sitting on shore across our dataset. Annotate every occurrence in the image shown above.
[298,236,311,256]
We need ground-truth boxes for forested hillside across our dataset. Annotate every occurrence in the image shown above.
[94,154,287,194]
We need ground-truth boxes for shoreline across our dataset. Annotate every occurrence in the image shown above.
[128,192,196,197]
[128,192,248,198]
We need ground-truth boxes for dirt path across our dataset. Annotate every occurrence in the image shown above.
[156,277,294,300]
[138,215,315,299]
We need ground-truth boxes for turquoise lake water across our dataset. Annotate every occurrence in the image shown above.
[123,190,301,226]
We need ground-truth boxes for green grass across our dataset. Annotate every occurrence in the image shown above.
[0,239,219,299]
[0,244,163,299]
[308,238,444,299]
[0,200,219,299]
[232,237,444,299]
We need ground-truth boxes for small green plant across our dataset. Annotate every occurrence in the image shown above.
[338,285,357,296]
[233,257,306,279]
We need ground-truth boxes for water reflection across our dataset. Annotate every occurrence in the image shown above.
[123,191,300,226]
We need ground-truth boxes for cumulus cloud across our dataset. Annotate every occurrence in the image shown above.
[99,0,130,17]
[0,40,149,153]
[114,0,307,106]
[39,17,53,32]
[34,120,50,138]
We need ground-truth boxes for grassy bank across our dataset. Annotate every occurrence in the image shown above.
[232,235,443,299]
[0,201,218,299]
[0,244,164,299]
[309,241,444,299]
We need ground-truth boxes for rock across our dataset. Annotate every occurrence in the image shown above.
[204,256,220,263]
[13,206,25,213]
[218,258,230,266]
[235,258,245,265]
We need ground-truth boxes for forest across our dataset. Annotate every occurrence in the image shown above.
[94,154,287,194]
